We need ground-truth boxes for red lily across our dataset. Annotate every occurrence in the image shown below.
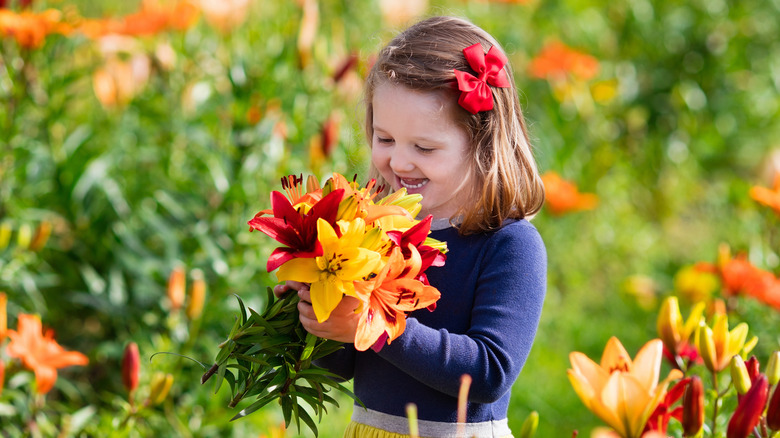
[248,188,344,271]
[386,215,446,279]
[353,245,440,352]
[644,377,690,434]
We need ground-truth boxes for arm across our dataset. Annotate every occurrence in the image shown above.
[376,224,547,403]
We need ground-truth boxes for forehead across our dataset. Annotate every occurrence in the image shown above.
[372,82,461,130]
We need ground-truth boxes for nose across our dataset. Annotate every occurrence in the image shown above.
[389,145,414,173]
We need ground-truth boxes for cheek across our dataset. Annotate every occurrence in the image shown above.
[371,146,389,169]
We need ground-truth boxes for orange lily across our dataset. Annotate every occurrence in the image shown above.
[325,173,413,224]
[77,0,199,39]
[542,171,598,215]
[529,41,599,81]
[6,314,89,394]
[0,9,70,49]
[749,172,780,215]
[353,245,440,351]
[568,337,683,438]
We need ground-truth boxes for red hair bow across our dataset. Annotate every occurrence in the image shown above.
[453,43,511,114]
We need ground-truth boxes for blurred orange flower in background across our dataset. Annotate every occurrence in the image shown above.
[542,171,598,215]
[197,0,250,34]
[750,172,780,216]
[529,41,599,81]
[379,0,428,28]
[78,0,199,38]
[0,8,71,48]
[6,314,89,394]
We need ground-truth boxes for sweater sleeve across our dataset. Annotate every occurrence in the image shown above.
[313,343,356,381]
[375,222,547,403]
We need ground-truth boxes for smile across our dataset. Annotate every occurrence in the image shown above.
[399,178,429,189]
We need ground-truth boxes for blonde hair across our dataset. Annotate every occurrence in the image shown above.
[365,16,545,234]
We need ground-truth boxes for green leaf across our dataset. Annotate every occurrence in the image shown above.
[235,294,248,325]
[300,333,318,361]
[295,401,319,437]
[229,395,275,421]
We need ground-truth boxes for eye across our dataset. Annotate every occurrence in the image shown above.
[415,144,434,154]
[376,136,394,144]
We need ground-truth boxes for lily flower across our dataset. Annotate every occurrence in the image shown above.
[324,173,412,224]
[248,188,344,272]
[541,171,598,216]
[6,314,89,394]
[353,245,440,351]
[749,172,780,216]
[568,337,683,438]
[276,218,382,323]
[386,215,447,276]
[657,296,704,362]
[529,41,599,81]
[695,314,753,373]
[644,376,689,434]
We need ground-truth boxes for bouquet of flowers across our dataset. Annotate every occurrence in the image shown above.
[201,173,447,435]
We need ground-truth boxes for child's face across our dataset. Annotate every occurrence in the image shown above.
[371,82,472,219]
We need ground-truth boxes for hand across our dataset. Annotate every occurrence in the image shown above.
[273,280,308,298]
[297,288,361,344]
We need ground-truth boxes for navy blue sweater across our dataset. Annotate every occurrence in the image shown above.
[317,219,547,423]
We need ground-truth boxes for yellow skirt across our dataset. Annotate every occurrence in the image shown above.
[343,420,513,438]
[343,421,408,438]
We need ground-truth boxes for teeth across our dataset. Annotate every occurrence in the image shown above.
[399,178,428,189]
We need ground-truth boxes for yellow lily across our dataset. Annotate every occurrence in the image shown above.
[276,218,381,322]
[568,337,683,438]
[695,314,754,373]
[656,296,704,356]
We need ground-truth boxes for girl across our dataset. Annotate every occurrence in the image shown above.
[275,16,546,438]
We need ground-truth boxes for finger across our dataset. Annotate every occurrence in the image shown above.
[272,284,290,298]
[298,299,317,321]
[298,288,312,303]
[286,280,309,292]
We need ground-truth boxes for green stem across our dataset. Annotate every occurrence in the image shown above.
[711,371,721,437]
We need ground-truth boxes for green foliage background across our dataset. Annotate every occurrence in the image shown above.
[1,0,779,436]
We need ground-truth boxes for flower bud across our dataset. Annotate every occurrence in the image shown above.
[727,374,768,438]
[766,351,780,386]
[745,356,760,383]
[657,296,682,354]
[148,372,174,406]
[306,174,321,193]
[0,221,11,250]
[336,195,360,221]
[0,292,6,343]
[767,382,780,431]
[697,324,717,373]
[731,355,752,395]
[167,265,186,311]
[682,375,704,437]
[186,269,206,320]
[29,220,52,251]
[121,342,140,393]
[16,223,32,250]
[518,411,539,438]
[0,359,5,397]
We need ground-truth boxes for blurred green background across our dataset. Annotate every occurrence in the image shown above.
[1,0,779,436]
